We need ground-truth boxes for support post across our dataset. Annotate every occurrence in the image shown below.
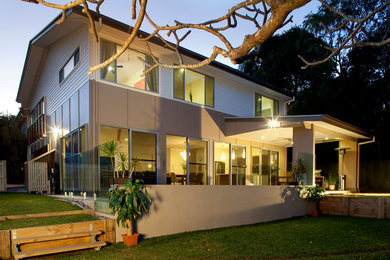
[293,126,315,185]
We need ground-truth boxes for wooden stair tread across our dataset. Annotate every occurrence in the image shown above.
[13,241,106,258]
[13,230,102,244]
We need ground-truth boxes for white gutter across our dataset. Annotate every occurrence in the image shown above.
[356,136,375,192]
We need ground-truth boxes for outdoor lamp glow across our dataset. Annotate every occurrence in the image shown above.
[268,118,280,128]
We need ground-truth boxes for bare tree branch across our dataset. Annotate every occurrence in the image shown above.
[299,0,390,69]
[23,0,388,74]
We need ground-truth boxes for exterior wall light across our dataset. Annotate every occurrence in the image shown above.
[268,118,280,128]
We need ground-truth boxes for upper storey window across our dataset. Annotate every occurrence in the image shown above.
[174,69,214,107]
[100,40,158,93]
[255,94,279,116]
[59,48,80,83]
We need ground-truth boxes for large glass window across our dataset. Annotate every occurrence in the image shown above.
[63,125,87,193]
[259,149,279,185]
[255,93,279,116]
[101,40,158,92]
[189,139,207,185]
[166,135,187,185]
[99,126,129,194]
[214,142,230,185]
[166,135,208,185]
[232,145,246,185]
[174,69,214,107]
[261,150,270,185]
[131,131,157,184]
[250,148,261,185]
[270,151,279,185]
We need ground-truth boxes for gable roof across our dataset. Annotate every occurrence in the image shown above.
[17,6,291,107]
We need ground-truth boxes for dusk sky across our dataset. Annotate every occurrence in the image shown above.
[0,0,320,115]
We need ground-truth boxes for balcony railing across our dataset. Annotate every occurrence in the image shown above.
[27,114,46,145]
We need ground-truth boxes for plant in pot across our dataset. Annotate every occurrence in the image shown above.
[108,179,151,246]
[292,158,306,185]
[326,175,338,191]
[117,152,129,178]
[101,140,118,178]
[299,186,325,217]
[129,157,143,180]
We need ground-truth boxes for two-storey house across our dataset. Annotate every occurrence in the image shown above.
[16,6,371,237]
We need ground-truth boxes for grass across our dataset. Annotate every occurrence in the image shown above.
[62,216,390,260]
[0,193,81,216]
[0,215,98,230]
[0,193,98,230]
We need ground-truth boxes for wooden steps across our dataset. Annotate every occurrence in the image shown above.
[13,230,102,244]
[11,220,109,259]
[13,241,106,259]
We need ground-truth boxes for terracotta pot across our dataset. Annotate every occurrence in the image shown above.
[311,210,320,217]
[122,233,139,246]
[312,200,321,217]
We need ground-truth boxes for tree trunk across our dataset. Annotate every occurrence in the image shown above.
[125,219,133,236]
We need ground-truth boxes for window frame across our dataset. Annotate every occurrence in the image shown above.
[59,47,80,84]
[173,68,215,108]
[254,93,279,117]
[130,129,159,184]
[99,39,159,94]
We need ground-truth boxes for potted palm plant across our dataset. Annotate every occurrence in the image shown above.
[100,140,118,178]
[108,179,151,246]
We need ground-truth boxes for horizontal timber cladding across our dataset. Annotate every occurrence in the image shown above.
[320,196,390,219]
[31,26,89,116]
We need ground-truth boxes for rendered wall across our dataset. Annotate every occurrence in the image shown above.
[113,185,310,239]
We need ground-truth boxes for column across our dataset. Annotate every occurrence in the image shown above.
[293,126,315,185]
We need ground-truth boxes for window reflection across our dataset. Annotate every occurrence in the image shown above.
[101,40,158,92]
[214,142,230,185]
[166,135,187,185]
[250,148,261,185]
[232,145,246,185]
[255,94,279,117]
[189,139,207,185]
[174,69,214,107]
[99,126,129,194]
[131,131,157,184]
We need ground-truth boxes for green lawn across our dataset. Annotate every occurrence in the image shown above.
[0,193,81,216]
[63,216,390,260]
[0,193,98,230]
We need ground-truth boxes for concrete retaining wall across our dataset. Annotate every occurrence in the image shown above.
[110,185,310,240]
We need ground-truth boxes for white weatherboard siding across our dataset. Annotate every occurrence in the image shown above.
[31,25,89,116]
[159,66,173,100]
[214,77,254,117]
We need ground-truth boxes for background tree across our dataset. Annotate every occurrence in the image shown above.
[240,27,335,97]
[0,114,27,184]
